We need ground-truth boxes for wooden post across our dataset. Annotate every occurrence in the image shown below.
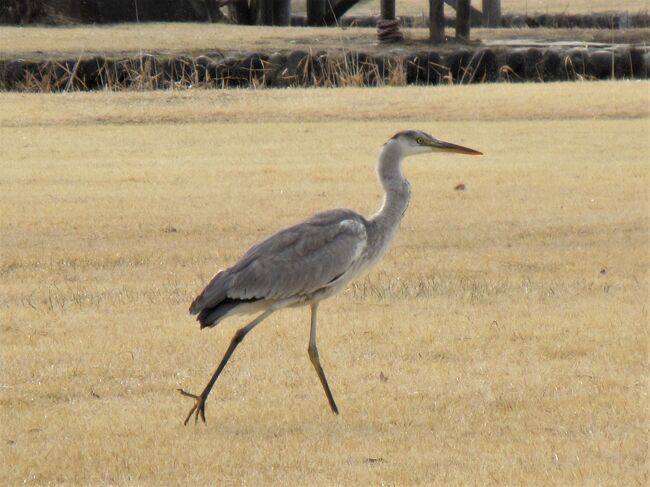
[456,0,470,39]
[254,0,274,24]
[274,0,291,25]
[482,0,501,27]
[227,0,253,25]
[381,0,396,20]
[444,0,482,26]
[429,0,445,43]
[307,0,326,25]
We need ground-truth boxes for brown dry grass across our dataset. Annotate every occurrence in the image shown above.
[1,23,648,61]
[1,81,649,485]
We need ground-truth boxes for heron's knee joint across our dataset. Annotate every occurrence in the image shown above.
[308,344,319,362]
[233,329,248,344]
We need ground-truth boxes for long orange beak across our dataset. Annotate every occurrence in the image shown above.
[429,139,483,155]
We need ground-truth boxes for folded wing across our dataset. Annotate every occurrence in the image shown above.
[190,209,368,317]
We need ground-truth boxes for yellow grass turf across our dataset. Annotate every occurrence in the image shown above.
[1,81,649,485]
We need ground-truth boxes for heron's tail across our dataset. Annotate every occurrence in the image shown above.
[189,270,228,315]
[189,269,259,328]
[195,297,260,329]
[196,299,239,328]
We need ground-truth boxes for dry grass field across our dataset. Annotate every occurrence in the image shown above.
[1,23,648,61]
[1,81,649,485]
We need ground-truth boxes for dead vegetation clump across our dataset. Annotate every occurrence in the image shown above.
[2,45,647,92]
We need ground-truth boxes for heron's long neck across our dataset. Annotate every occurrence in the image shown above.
[370,141,411,233]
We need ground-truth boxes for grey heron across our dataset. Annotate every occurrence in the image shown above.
[179,129,482,424]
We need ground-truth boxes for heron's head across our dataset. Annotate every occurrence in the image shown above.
[388,130,482,157]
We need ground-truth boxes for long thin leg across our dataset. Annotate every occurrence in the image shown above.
[178,307,276,425]
[307,303,339,414]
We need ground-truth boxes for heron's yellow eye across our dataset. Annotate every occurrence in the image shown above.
[416,137,424,144]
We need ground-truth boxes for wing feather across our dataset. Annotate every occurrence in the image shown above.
[190,209,367,314]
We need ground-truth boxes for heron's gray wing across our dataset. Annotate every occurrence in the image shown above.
[190,209,367,313]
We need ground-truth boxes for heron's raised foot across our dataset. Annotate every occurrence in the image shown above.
[178,388,208,425]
